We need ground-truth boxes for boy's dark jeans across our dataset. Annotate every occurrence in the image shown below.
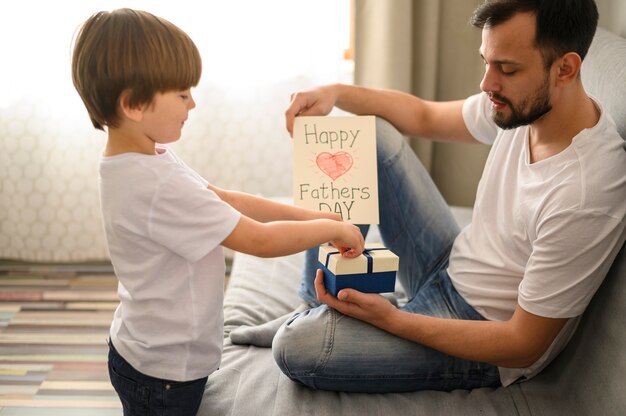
[108,341,207,416]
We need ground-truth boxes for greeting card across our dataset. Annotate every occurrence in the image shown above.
[293,116,379,224]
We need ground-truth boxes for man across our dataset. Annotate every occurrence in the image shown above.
[232,0,626,392]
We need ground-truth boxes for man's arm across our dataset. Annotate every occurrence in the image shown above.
[285,83,480,144]
[314,271,568,368]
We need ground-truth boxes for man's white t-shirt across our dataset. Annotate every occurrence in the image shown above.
[449,93,626,386]
[100,147,241,381]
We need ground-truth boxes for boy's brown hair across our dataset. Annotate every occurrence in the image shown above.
[72,8,202,130]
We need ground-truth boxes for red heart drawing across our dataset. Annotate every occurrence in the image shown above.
[316,151,353,181]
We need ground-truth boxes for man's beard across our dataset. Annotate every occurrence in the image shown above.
[490,75,552,129]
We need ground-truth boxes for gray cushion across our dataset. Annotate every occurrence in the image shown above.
[202,222,526,416]
[200,28,626,416]
[582,27,626,140]
[519,244,626,415]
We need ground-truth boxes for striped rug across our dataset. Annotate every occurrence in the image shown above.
[0,262,122,415]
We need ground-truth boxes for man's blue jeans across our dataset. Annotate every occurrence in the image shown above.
[272,118,501,393]
[108,341,207,415]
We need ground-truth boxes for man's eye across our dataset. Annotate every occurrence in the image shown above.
[501,67,516,76]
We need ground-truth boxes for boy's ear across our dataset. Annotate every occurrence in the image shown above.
[119,90,144,122]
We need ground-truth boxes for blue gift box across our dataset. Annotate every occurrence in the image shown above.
[318,244,399,296]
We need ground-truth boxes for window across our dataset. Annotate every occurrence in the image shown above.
[0,1,352,261]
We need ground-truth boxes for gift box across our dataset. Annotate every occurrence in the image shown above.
[318,243,399,296]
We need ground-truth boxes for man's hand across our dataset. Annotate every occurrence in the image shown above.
[316,267,569,368]
[314,269,397,327]
[285,85,339,136]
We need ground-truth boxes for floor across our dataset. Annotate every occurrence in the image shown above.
[0,261,122,415]
[0,259,233,415]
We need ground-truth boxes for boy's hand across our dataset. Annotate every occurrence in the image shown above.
[319,212,342,222]
[329,222,364,258]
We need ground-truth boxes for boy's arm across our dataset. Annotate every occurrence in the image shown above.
[221,215,364,259]
[209,184,364,258]
[208,184,340,223]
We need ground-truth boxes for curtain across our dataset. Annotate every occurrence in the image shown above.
[596,0,626,37]
[353,0,490,207]
[353,0,626,207]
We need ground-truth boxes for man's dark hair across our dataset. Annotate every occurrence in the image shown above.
[471,0,599,68]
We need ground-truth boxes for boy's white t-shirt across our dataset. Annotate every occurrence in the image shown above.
[100,147,241,381]
[449,93,626,386]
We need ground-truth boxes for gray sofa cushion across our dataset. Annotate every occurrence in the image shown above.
[200,28,626,416]
[519,246,626,415]
[582,28,626,139]
[204,222,530,416]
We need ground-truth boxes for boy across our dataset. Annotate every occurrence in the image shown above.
[71,9,364,415]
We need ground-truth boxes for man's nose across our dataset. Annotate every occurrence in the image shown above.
[480,65,501,94]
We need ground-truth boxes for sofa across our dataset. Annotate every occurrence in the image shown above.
[199,28,626,416]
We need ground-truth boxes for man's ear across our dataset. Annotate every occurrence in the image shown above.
[555,52,582,86]
[119,90,144,122]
